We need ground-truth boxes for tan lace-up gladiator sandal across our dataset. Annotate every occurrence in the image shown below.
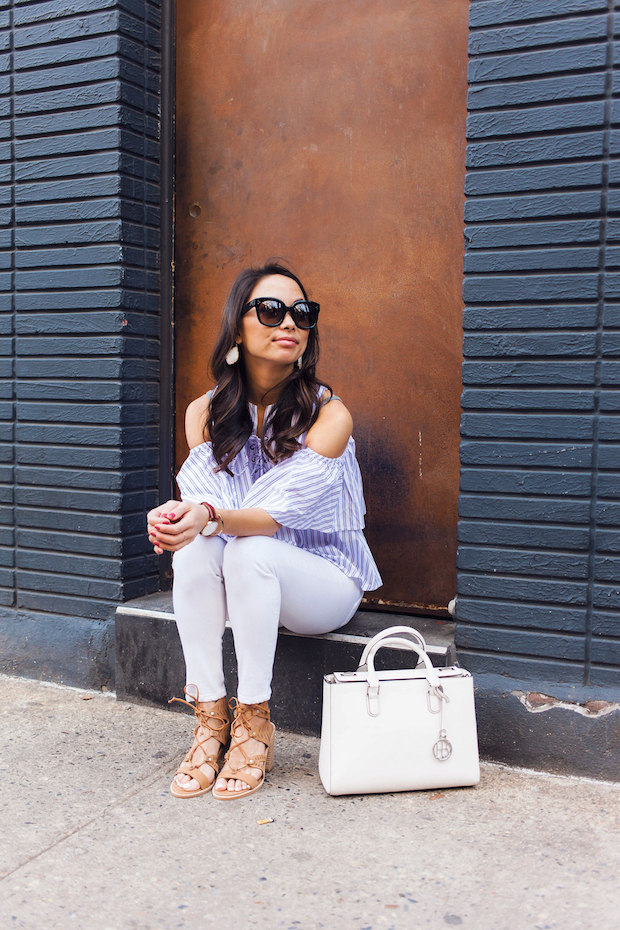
[168,687,232,799]
[212,699,276,800]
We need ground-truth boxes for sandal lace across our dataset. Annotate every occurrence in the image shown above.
[169,688,231,773]
[221,699,271,777]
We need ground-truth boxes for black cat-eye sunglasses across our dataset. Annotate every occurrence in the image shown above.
[242,297,320,330]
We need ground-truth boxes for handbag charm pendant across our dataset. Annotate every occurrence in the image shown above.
[429,683,452,761]
[433,728,452,761]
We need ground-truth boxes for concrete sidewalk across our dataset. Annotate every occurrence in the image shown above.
[1,676,618,930]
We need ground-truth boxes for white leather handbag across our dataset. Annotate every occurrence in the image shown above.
[319,625,480,796]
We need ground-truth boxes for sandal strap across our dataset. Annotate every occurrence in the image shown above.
[217,699,272,783]
[231,700,270,735]
[225,768,261,790]
[194,697,231,747]
[243,720,273,744]
[176,762,215,788]
[169,689,231,746]
[223,750,267,773]
[170,688,232,785]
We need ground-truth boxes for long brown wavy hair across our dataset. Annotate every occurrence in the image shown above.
[207,262,332,473]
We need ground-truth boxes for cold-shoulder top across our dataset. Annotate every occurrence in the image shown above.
[176,391,382,592]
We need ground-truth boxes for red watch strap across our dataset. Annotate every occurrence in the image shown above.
[200,501,216,522]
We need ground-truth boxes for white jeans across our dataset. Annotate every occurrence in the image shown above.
[172,534,363,703]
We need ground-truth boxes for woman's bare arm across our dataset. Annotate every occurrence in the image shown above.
[147,500,279,553]
[185,393,210,448]
[305,398,353,457]
[147,393,351,554]
[147,392,278,552]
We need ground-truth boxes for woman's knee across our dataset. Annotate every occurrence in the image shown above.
[172,535,225,589]
[222,535,274,578]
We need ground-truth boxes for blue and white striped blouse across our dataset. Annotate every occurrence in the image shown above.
[176,395,382,592]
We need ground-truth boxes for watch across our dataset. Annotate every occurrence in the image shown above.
[199,502,220,537]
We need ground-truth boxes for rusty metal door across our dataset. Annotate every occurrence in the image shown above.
[175,0,468,614]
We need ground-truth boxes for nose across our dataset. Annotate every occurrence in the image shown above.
[280,311,296,329]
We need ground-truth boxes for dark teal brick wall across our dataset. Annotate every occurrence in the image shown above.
[0,0,161,683]
[457,0,620,687]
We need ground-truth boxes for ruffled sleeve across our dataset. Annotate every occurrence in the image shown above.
[240,440,366,533]
[176,443,238,511]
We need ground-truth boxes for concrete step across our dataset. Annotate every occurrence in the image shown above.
[115,591,456,735]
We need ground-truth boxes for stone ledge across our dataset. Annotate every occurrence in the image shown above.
[115,592,456,735]
[470,672,620,783]
[115,594,620,780]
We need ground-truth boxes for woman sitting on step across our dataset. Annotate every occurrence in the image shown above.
[147,262,381,800]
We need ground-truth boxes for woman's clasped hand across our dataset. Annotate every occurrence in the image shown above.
[147,500,219,554]
[147,261,381,800]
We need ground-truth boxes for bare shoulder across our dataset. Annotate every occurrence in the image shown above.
[185,393,210,448]
[318,395,353,430]
[305,396,353,458]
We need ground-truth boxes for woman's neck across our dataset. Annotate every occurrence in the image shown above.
[245,358,294,408]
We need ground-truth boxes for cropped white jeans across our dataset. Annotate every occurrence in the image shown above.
[172,534,363,704]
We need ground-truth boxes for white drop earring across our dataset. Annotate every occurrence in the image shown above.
[225,344,240,366]
[297,356,303,369]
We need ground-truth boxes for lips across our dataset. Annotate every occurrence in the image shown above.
[273,337,298,346]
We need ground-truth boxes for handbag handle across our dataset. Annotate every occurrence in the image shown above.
[357,625,427,669]
[364,637,441,691]
[356,626,444,716]
[362,635,445,716]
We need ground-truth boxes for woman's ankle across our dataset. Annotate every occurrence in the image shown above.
[195,696,226,709]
